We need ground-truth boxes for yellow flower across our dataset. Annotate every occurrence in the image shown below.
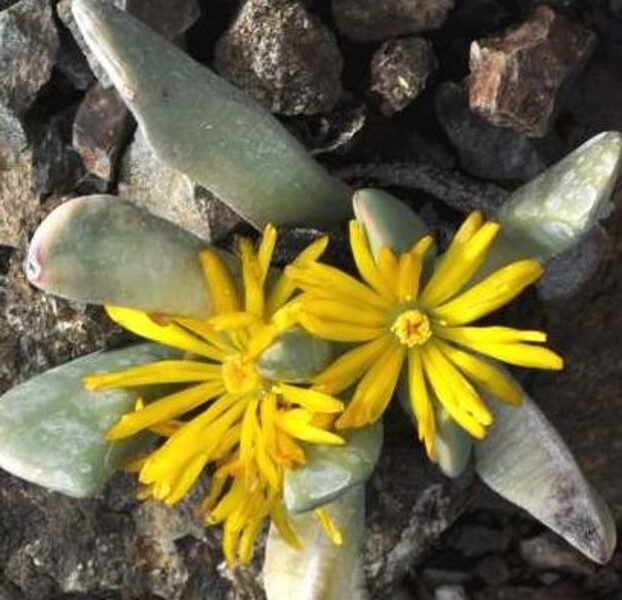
[84,225,344,564]
[287,212,564,458]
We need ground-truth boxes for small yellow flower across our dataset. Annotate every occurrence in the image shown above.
[287,212,564,458]
[84,225,344,564]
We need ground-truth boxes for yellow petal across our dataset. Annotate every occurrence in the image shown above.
[258,224,277,283]
[433,259,543,325]
[277,409,345,445]
[199,248,240,314]
[397,251,424,302]
[105,305,225,360]
[175,317,235,352]
[436,325,548,345]
[453,211,484,245]
[298,311,384,343]
[314,508,343,545]
[163,453,208,505]
[209,311,260,331]
[84,360,222,390]
[239,514,265,563]
[239,237,264,316]
[301,297,388,328]
[434,339,522,405]
[377,246,399,292]
[313,334,394,395]
[276,383,344,413]
[271,503,301,549]
[407,349,436,459]
[106,381,225,440]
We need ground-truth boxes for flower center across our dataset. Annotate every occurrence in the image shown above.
[391,309,432,347]
[222,354,262,395]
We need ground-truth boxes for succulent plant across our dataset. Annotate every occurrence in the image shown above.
[0,0,619,596]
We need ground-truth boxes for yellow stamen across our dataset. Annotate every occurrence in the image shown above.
[391,309,432,347]
[221,354,261,395]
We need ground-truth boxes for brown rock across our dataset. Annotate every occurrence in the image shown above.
[371,37,437,115]
[73,83,132,180]
[469,6,596,137]
[332,0,454,43]
[215,0,343,116]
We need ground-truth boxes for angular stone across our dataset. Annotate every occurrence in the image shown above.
[332,0,454,42]
[73,83,132,180]
[435,81,545,183]
[0,0,59,113]
[118,127,242,242]
[57,0,200,87]
[469,6,596,137]
[371,37,437,115]
[0,103,27,170]
[215,0,343,115]
[519,532,595,575]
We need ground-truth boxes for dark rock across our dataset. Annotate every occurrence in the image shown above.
[474,555,510,586]
[57,0,200,87]
[118,128,243,243]
[370,37,437,115]
[215,0,343,115]
[0,103,27,171]
[302,104,367,157]
[73,83,132,181]
[520,532,595,576]
[469,6,596,137]
[453,524,507,558]
[474,583,585,600]
[422,568,472,586]
[332,0,454,42]
[435,585,468,600]
[55,40,96,92]
[435,81,545,183]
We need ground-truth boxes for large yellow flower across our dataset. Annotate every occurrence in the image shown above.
[84,226,344,564]
[287,212,563,458]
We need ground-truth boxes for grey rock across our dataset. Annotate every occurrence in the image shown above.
[520,532,595,576]
[474,555,510,586]
[435,81,545,183]
[57,0,200,87]
[73,83,132,180]
[215,0,343,115]
[435,584,469,600]
[453,524,507,558]
[55,38,95,91]
[469,6,596,137]
[118,127,242,243]
[332,0,454,42]
[0,103,27,170]
[371,37,437,115]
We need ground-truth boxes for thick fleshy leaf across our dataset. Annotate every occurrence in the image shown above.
[71,0,351,229]
[0,344,176,497]
[476,388,616,564]
[496,131,622,262]
[26,196,217,318]
[353,188,430,255]
[257,327,334,383]
[264,485,366,600]
[284,422,382,513]
[434,407,472,478]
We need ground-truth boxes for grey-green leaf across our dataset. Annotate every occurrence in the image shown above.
[257,327,334,383]
[476,390,616,564]
[434,407,473,479]
[497,131,622,262]
[26,195,214,318]
[264,485,367,600]
[284,422,382,513]
[72,0,351,230]
[0,344,176,498]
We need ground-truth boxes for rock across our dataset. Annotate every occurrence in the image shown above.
[332,0,454,42]
[0,103,27,170]
[370,37,437,115]
[55,38,96,91]
[474,555,510,587]
[435,584,468,600]
[0,0,59,113]
[520,532,596,576]
[118,128,243,243]
[73,83,132,180]
[474,583,585,600]
[469,6,596,137]
[0,151,39,247]
[57,0,200,87]
[215,0,343,115]
[435,82,545,183]
[453,525,507,558]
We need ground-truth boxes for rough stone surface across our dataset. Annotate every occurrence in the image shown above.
[332,0,454,42]
[118,128,243,243]
[435,82,545,183]
[215,0,343,115]
[73,83,132,180]
[371,37,437,115]
[520,533,595,576]
[469,6,596,137]
[0,103,27,170]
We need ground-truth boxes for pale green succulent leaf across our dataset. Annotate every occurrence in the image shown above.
[71,0,351,230]
[26,196,215,318]
[476,386,616,564]
[264,485,367,600]
[433,407,473,478]
[0,344,177,498]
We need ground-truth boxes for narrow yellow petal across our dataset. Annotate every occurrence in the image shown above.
[302,298,388,328]
[258,224,277,283]
[350,220,396,302]
[313,334,393,395]
[453,211,484,244]
[271,503,301,549]
[105,305,225,360]
[314,508,343,545]
[209,311,260,331]
[239,237,264,316]
[434,339,522,405]
[397,251,424,302]
[175,317,235,352]
[298,312,384,343]
[407,349,436,459]
[266,235,328,316]
[278,409,345,445]
[377,246,399,291]
[436,325,548,345]
[106,381,225,440]
[84,360,222,390]
[433,259,543,325]
[199,248,240,314]
[276,383,344,413]
[239,515,265,563]
[163,453,208,505]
